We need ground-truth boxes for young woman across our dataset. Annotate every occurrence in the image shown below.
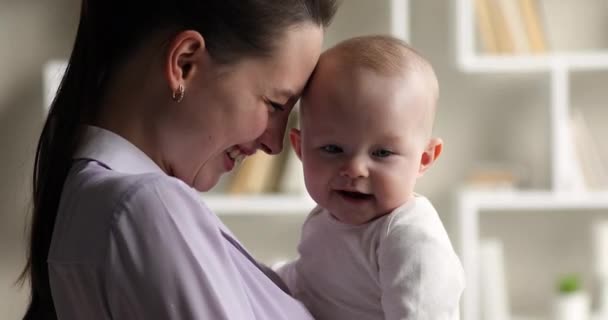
[22,0,337,318]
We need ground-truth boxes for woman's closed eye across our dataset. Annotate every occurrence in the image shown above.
[266,99,285,113]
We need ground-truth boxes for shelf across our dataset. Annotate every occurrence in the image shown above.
[458,188,608,320]
[455,0,608,74]
[459,52,608,73]
[510,316,544,320]
[459,189,608,211]
[510,312,605,320]
[200,193,315,215]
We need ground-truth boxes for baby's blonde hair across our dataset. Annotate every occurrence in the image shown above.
[302,35,439,138]
[324,35,438,102]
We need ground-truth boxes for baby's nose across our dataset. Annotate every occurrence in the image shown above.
[339,157,369,179]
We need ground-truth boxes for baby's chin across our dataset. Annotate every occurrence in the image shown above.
[329,208,391,226]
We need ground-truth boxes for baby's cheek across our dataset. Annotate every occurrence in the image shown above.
[303,162,327,200]
[376,174,407,207]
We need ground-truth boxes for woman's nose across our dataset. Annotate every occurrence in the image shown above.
[256,127,284,155]
[256,113,290,154]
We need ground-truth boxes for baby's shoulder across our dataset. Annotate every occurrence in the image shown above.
[383,196,439,233]
[381,196,456,253]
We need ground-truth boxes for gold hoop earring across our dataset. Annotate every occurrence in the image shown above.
[172,84,185,103]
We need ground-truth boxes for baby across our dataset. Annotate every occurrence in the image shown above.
[277,35,465,320]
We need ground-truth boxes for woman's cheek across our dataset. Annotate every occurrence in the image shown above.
[240,109,268,142]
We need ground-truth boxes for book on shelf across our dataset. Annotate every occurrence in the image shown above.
[226,151,283,194]
[474,0,548,55]
[464,162,524,190]
[487,0,515,54]
[518,0,547,53]
[265,142,290,193]
[474,0,499,53]
[495,0,529,54]
[569,109,608,191]
[222,144,327,196]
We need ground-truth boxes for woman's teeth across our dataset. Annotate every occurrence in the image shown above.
[228,148,246,163]
[228,148,239,159]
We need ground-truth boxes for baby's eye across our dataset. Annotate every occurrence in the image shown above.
[372,149,394,158]
[321,145,342,154]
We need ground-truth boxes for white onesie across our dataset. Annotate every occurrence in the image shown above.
[277,195,465,320]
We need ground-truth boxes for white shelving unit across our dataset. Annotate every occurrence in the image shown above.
[456,0,608,193]
[455,0,608,319]
[43,0,411,216]
[459,189,608,320]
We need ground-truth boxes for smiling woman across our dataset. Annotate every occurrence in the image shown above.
[131,24,325,191]
[20,0,337,319]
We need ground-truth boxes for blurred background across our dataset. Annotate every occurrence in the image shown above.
[1,0,607,319]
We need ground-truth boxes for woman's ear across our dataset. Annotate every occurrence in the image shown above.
[289,128,303,160]
[418,137,443,177]
[165,30,206,94]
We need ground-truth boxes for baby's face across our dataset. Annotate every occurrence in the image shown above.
[297,65,434,225]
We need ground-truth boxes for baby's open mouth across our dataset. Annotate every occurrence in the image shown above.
[337,190,374,200]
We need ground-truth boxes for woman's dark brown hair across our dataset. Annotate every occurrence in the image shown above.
[21,0,337,318]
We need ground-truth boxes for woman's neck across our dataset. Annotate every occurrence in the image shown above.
[93,47,171,174]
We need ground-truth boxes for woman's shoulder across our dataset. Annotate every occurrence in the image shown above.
[110,170,210,226]
[51,160,214,265]
[68,159,203,213]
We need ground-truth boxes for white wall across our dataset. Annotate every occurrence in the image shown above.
[0,0,80,318]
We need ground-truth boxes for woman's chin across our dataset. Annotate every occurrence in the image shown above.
[192,173,220,192]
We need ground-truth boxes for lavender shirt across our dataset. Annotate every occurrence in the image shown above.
[48,126,314,320]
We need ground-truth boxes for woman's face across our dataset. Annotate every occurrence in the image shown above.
[164,24,323,191]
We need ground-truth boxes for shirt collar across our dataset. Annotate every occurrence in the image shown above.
[73,125,165,176]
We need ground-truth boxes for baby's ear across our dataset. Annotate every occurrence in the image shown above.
[289,128,303,160]
[418,138,443,177]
